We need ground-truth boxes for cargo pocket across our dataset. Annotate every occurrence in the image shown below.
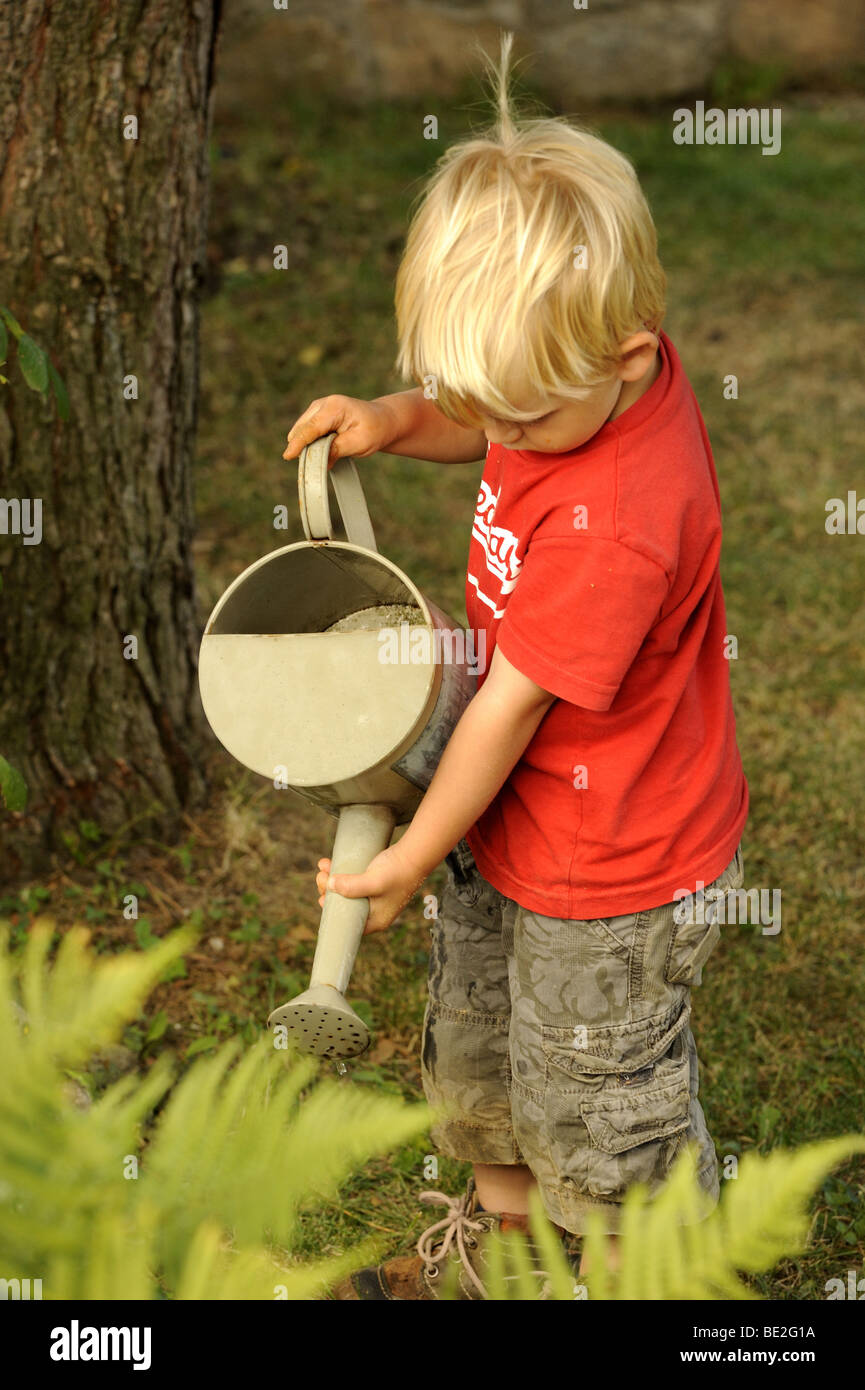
[541,1006,693,1200]
[665,844,743,986]
[664,912,720,987]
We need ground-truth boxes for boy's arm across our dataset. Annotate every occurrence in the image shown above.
[373,387,487,464]
[393,645,556,880]
[323,646,556,929]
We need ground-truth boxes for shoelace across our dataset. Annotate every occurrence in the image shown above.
[415,1189,490,1298]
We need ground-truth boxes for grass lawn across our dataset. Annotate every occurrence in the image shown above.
[4,65,864,1298]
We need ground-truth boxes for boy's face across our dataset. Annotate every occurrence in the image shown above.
[475,329,660,454]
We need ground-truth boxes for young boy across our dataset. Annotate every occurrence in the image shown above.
[282,37,748,1300]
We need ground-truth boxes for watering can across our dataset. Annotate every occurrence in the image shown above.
[198,433,479,1058]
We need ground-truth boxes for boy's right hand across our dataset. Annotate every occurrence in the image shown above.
[283,395,395,467]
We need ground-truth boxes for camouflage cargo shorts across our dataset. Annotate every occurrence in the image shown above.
[420,839,745,1234]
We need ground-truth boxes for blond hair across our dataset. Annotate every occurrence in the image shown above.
[393,32,666,427]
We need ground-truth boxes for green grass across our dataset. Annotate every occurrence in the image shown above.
[9,69,865,1297]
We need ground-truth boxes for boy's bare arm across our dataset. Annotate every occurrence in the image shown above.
[373,387,488,464]
[318,646,556,930]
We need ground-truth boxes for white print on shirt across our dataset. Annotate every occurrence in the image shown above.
[468,479,523,619]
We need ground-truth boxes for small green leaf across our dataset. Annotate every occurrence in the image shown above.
[47,360,70,420]
[18,334,49,393]
[78,819,101,842]
[0,754,28,812]
[135,918,158,950]
[185,1035,219,1059]
[231,915,262,943]
[145,1009,169,1043]
[159,957,187,983]
[0,305,24,339]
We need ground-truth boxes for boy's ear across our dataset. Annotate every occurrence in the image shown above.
[616,330,659,382]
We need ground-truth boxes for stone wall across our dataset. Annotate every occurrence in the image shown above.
[222,0,865,108]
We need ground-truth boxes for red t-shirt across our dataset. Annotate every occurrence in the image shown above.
[463,330,749,918]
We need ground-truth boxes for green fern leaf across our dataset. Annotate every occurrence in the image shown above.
[480,1135,865,1300]
[0,918,432,1299]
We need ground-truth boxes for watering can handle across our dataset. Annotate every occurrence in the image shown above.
[297,432,378,551]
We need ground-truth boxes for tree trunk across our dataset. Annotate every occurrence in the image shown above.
[0,0,223,883]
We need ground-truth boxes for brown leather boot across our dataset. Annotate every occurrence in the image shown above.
[331,1177,567,1300]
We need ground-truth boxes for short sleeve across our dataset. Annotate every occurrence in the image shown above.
[495,536,670,711]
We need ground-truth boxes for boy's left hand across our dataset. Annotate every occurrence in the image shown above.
[314,841,429,934]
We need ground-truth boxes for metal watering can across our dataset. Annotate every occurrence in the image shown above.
[198,433,478,1058]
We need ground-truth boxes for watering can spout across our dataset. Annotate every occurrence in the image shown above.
[266,802,397,1058]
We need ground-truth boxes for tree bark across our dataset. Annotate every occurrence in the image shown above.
[0,0,223,883]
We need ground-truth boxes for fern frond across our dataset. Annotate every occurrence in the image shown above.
[0,919,432,1299]
[526,1186,579,1301]
[277,1069,434,1213]
[503,1135,865,1301]
[4,919,197,1071]
[5,918,857,1302]
[718,1137,865,1275]
[141,1035,431,1271]
[172,1220,385,1301]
